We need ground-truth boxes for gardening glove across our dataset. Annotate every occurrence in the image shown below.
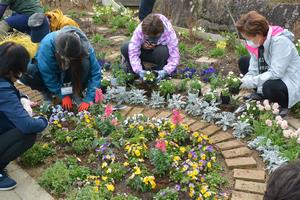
[157,69,168,81]
[78,102,90,112]
[138,70,146,79]
[20,98,33,117]
[61,96,73,111]
[240,76,256,89]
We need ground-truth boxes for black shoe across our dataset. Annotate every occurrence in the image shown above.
[279,108,289,118]
[0,171,17,191]
[243,92,264,101]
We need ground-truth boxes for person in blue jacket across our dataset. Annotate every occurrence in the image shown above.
[0,42,48,190]
[20,26,102,112]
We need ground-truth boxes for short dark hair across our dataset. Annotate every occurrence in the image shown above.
[142,14,164,36]
[236,11,269,37]
[264,160,300,200]
[0,42,30,79]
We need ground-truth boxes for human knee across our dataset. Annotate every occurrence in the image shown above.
[0,20,11,35]
[120,42,130,57]
[153,45,169,61]
[238,56,250,75]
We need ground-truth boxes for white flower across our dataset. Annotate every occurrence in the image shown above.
[280,120,288,130]
[258,105,264,111]
[291,132,298,138]
[263,99,270,107]
[228,71,234,76]
[275,116,283,121]
[272,108,279,115]
[233,78,238,82]
[283,129,292,138]
[272,103,280,110]
[265,105,271,111]
[297,137,300,144]
[265,119,273,127]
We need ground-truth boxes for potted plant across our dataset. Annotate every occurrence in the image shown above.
[159,80,176,98]
[203,91,217,103]
[226,71,241,95]
[220,88,230,104]
[188,78,202,96]
[143,71,157,84]
[101,78,110,93]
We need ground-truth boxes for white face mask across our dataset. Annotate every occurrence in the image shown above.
[246,40,260,48]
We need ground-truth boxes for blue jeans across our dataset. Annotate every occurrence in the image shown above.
[139,0,156,21]
[5,13,31,34]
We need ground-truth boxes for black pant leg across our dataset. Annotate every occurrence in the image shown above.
[139,0,156,21]
[0,129,37,170]
[262,80,289,108]
[140,45,169,70]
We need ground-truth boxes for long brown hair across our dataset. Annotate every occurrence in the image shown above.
[70,58,83,96]
[236,11,269,37]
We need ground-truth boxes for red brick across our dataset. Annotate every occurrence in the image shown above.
[189,121,209,132]
[143,109,159,118]
[231,191,263,200]
[155,111,172,119]
[235,180,266,194]
[202,125,221,136]
[209,131,234,143]
[225,157,257,169]
[234,169,265,182]
[222,147,252,158]
[120,106,133,117]
[215,140,245,151]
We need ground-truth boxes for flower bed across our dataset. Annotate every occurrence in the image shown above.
[22,103,229,199]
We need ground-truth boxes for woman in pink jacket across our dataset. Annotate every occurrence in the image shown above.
[121,13,180,82]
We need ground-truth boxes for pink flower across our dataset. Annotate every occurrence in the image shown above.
[95,88,104,103]
[265,119,273,127]
[263,99,270,107]
[283,129,292,138]
[264,105,271,111]
[257,105,264,111]
[155,140,166,153]
[171,109,183,125]
[275,116,282,121]
[280,120,288,130]
[272,108,279,115]
[291,132,298,138]
[272,103,279,110]
[110,118,118,126]
[104,104,113,118]
[296,128,300,136]
[297,137,300,144]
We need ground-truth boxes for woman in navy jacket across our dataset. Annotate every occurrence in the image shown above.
[0,42,48,190]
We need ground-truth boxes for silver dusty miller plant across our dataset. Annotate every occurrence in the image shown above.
[202,104,220,122]
[149,91,165,108]
[185,94,209,116]
[105,86,127,104]
[232,121,253,138]
[168,94,186,109]
[215,112,236,131]
[248,136,288,173]
[126,88,148,105]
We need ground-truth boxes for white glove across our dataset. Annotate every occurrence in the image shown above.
[240,76,256,89]
[20,98,33,117]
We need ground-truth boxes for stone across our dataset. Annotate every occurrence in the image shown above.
[195,57,218,66]
[234,169,266,182]
[127,107,144,117]
[202,125,221,136]
[287,116,300,129]
[9,168,54,200]
[209,131,234,144]
[189,121,209,132]
[235,180,267,194]
[225,157,257,169]
[109,35,128,44]
[215,140,245,151]
[119,106,133,117]
[143,109,159,118]
[80,17,93,23]
[222,147,252,158]
[95,26,110,34]
[231,191,263,200]
[0,191,22,200]
[156,111,172,119]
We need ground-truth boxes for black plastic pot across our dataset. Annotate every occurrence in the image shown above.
[220,93,230,104]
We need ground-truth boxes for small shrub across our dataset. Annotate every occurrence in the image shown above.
[209,47,225,58]
[20,143,54,167]
[235,43,249,57]
[154,187,179,200]
[150,148,172,176]
[159,80,176,97]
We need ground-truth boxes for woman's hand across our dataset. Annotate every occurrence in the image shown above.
[142,41,155,50]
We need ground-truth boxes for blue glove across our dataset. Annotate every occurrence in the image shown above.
[139,70,146,79]
[157,69,168,81]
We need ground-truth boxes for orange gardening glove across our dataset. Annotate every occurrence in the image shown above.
[61,96,73,111]
[78,102,90,112]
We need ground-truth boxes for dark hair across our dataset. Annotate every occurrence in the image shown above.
[142,14,164,36]
[264,160,300,200]
[236,11,269,37]
[0,42,30,79]
[70,58,83,96]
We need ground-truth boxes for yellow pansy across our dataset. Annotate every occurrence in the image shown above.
[42,143,49,149]
[94,186,99,193]
[134,149,141,157]
[138,126,144,131]
[173,156,181,162]
[192,132,199,138]
[201,154,206,160]
[134,166,141,175]
[53,120,58,124]
[197,137,203,143]
[57,124,62,128]
[207,162,212,168]
[179,147,186,154]
[216,40,227,49]
[204,191,211,198]
[101,162,108,168]
[95,180,100,186]
[102,176,108,181]
[129,124,135,129]
[159,131,166,138]
[106,183,115,192]
[106,168,112,174]
[66,136,72,143]
[123,162,129,167]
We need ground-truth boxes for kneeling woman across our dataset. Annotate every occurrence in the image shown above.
[20,26,102,112]
[236,11,300,116]
[121,13,180,82]
[0,42,48,190]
